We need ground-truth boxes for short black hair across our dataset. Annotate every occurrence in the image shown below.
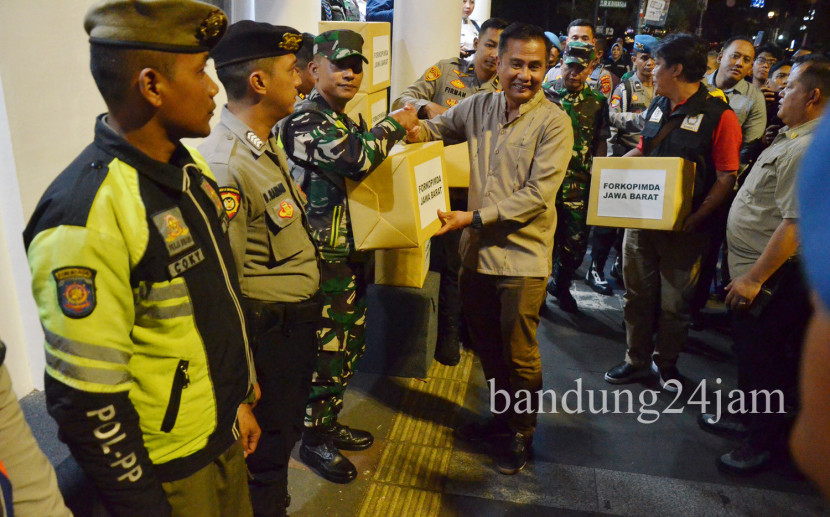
[720,35,754,55]
[497,22,550,59]
[654,33,708,83]
[296,33,316,69]
[216,57,276,100]
[480,17,510,36]
[90,44,176,106]
[567,19,595,39]
[756,44,783,62]
[769,59,792,76]
[793,54,830,102]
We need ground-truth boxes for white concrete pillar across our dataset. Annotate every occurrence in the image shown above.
[471,0,492,25]
[0,71,42,398]
[254,0,320,34]
[391,0,463,100]
[229,0,255,22]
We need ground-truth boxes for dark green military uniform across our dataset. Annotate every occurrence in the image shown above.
[282,81,405,429]
[544,82,610,285]
[391,57,500,113]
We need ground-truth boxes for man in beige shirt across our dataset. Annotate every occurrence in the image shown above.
[412,22,573,475]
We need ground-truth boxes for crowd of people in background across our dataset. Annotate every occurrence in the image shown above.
[3,1,830,517]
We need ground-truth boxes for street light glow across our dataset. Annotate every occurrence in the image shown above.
[767,10,775,18]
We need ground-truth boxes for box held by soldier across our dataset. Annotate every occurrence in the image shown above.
[345,89,389,128]
[319,21,391,93]
[587,157,695,231]
[347,141,449,249]
[375,238,432,288]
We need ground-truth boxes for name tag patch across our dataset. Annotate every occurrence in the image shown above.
[168,249,205,278]
[153,207,195,256]
[681,114,703,132]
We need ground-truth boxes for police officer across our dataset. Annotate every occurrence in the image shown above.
[585,34,658,295]
[23,2,257,516]
[543,41,611,313]
[391,17,508,366]
[392,17,508,116]
[199,22,319,517]
[281,30,419,484]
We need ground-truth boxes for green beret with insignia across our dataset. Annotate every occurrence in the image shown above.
[563,41,596,67]
[84,0,228,53]
[314,30,368,64]
[211,21,303,69]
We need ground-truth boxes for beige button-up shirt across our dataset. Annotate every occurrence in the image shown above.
[416,90,574,277]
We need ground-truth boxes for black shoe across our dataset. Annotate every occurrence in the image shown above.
[496,432,532,475]
[651,361,682,393]
[610,257,624,289]
[585,263,613,295]
[556,288,578,313]
[604,361,650,384]
[545,278,559,298]
[717,443,771,476]
[455,417,512,443]
[434,332,461,366]
[299,441,358,484]
[698,413,749,440]
[326,422,374,451]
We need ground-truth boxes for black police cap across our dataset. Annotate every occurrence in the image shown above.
[211,20,303,69]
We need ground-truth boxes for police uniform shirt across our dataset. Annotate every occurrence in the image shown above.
[705,70,767,144]
[607,73,654,155]
[199,107,319,303]
[391,56,500,113]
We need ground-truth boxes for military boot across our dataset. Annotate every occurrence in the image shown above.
[585,260,613,295]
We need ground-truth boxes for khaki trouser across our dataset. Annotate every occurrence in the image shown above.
[162,440,252,517]
[622,229,709,369]
[460,269,547,436]
[0,364,72,517]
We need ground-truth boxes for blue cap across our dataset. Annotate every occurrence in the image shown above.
[545,31,563,52]
[633,34,659,55]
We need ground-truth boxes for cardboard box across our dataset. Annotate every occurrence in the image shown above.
[375,239,431,288]
[443,143,470,188]
[344,89,389,128]
[319,21,391,93]
[587,157,696,231]
[347,141,449,250]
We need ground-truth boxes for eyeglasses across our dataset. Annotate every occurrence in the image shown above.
[755,57,777,66]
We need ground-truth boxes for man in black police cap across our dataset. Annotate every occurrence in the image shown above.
[200,21,320,517]
[23,1,259,516]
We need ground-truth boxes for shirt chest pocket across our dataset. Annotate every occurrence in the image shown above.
[504,143,533,189]
[264,197,305,263]
[745,156,781,202]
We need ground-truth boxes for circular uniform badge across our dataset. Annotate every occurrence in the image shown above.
[219,187,241,220]
[425,66,441,81]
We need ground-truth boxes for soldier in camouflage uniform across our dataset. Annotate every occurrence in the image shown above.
[280,29,419,484]
[391,17,508,366]
[543,41,611,313]
[586,34,658,296]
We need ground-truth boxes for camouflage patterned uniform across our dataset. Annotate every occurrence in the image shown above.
[544,83,610,285]
[281,89,406,429]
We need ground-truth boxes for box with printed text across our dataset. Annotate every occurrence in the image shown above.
[587,157,696,231]
[345,88,389,128]
[347,141,449,250]
[318,21,391,93]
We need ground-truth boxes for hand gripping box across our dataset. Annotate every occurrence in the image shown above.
[346,141,449,250]
[319,21,391,93]
[587,157,696,231]
[345,89,389,128]
[375,238,431,288]
[443,143,470,188]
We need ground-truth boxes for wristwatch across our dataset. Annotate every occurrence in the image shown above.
[471,210,483,229]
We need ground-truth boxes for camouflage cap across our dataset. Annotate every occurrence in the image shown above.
[314,30,368,64]
[84,0,227,53]
[563,41,596,67]
[211,21,303,69]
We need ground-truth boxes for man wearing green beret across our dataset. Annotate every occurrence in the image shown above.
[543,41,610,313]
[281,29,419,484]
[23,2,256,516]
[199,20,320,517]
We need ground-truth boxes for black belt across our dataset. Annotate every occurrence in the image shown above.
[242,293,322,336]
